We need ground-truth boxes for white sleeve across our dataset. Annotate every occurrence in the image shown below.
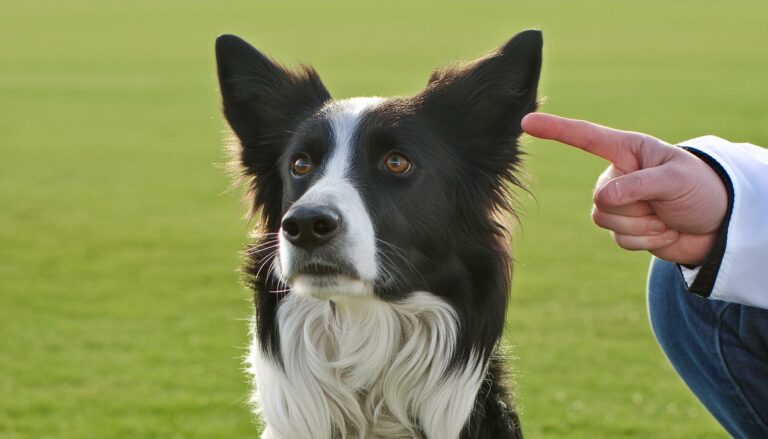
[677,135,768,310]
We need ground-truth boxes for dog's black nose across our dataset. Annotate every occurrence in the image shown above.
[281,206,341,250]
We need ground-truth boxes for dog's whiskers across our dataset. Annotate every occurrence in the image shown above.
[374,238,427,292]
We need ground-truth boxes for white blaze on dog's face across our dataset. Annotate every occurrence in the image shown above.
[278,98,383,299]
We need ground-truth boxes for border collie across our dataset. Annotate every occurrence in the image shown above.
[215,29,542,439]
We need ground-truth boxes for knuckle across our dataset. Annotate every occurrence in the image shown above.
[592,211,615,232]
[639,133,657,149]
[614,233,643,251]
[596,180,622,206]
[664,163,687,185]
[592,184,605,206]
[592,208,608,228]
[592,180,609,202]
[613,233,630,249]
[621,132,645,151]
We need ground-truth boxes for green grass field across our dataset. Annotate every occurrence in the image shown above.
[1,1,766,437]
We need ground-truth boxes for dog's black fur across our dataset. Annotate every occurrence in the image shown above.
[217,30,542,438]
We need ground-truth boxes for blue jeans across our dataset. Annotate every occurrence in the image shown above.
[648,258,768,438]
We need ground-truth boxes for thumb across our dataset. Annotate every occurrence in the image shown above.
[595,165,674,207]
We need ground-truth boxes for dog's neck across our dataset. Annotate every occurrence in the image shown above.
[248,292,486,439]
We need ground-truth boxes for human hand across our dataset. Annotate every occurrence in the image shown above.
[521,113,728,265]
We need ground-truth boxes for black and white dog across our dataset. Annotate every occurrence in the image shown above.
[215,29,542,439]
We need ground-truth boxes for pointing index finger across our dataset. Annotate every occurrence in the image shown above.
[521,113,647,170]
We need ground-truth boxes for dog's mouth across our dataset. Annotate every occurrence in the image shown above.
[296,262,352,278]
[289,260,372,299]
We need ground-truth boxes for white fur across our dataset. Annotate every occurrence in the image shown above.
[279,98,384,299]
[247,292,486,439]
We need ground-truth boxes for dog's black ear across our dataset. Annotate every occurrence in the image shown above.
[216,34,331,226]
[421,30,542,156]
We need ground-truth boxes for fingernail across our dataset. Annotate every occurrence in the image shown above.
[613,181,622,202]
[649,220,666,233]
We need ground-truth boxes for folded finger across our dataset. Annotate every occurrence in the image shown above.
[592,210,667,236]
[612,230,679,251]
[593,200,654,217]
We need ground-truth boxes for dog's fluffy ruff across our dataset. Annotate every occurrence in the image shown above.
[247,292,485,439]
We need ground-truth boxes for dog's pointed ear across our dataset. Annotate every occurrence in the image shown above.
[215,35,331,224]
[420,30,542,151]
[216,34,331,142]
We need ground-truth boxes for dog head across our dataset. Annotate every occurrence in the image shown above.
[216,31,542,302]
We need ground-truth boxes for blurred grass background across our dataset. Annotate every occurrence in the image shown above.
[1,0,766,437]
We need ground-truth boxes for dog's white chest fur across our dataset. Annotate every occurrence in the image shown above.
[247,292,485,439]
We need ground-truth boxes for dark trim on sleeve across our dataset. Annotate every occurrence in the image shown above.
[677,147,735,297]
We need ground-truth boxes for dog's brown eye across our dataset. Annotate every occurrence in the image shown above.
[291,154,314,176]
[383,152,412,174]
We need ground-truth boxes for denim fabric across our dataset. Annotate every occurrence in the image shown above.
[648,257,768,438]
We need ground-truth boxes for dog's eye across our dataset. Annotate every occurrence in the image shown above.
[291,154,314,176]
[383,152,412,174]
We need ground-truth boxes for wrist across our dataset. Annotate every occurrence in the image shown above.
[676,144,736,298]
